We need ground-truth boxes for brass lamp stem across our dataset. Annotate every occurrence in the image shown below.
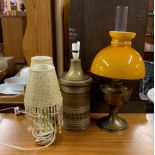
[109,105,119,116]
[63,59,88,81]
[99,79,132,131]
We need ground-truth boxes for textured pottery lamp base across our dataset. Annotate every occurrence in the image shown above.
[97,114,128,131]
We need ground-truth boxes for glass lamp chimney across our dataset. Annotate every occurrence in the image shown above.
[115,6,128,32]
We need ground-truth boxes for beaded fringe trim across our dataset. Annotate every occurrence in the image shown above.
[25,104,63,131]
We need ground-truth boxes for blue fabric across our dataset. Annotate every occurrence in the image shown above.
[139,61,154,96]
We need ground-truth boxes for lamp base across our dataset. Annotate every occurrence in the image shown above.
[97,114,128,131]
[99,79,132,131]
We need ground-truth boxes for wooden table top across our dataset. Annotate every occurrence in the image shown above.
[0,113,153,155]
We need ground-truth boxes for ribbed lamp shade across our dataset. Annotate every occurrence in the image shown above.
[31,56,53,65]
[24,64,62,108]
[24,64,62,145]
[91,31,145,79]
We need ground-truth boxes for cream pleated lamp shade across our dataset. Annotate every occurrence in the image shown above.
[30,56,53,65]
[24,64,62,109]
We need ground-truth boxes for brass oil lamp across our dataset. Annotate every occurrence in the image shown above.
[91,6,145,131]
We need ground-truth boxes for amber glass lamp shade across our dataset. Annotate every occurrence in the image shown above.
[91,31,145,79]
[91,31,145,131]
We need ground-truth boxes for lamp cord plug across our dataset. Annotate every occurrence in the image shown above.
[14,106,21,115]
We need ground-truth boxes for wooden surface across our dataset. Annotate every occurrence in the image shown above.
[23,0,54,65]
[0,93,24,104]
[0,14,26,18]
[0,113,153,155]
[1,16,26,63]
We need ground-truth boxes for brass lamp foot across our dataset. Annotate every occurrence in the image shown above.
[97,114,128,131]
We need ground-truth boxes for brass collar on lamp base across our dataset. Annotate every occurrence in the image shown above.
[63,59,88,81]
[98,79,132,131]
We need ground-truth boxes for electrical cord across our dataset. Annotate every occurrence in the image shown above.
[0,107,16,112]
[0,106,59,151]
[0,132,56,151]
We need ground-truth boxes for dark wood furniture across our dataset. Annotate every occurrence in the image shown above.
[67,0,148,112]
[1,15,26,63]
[144,7,154,61]
[0,113,153,155]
